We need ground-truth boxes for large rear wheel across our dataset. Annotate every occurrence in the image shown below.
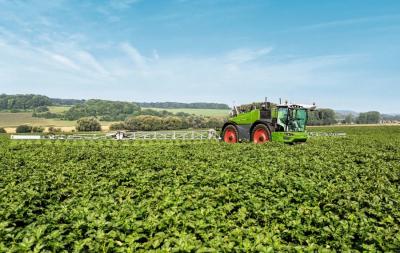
[222,125,238,143]
[251,124,270,144]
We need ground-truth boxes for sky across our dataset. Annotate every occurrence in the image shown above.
[0,0,399,113]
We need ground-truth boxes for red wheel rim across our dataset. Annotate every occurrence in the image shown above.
[253,128,269,144]
[224,129,237,143]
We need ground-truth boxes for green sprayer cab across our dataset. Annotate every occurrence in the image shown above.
[221,101,316,144]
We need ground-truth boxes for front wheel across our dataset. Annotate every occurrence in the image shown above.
[251,124,270,144]
[222,125,238,143]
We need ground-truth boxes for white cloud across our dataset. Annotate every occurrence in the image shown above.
[75,51,109,76]
[120,42,148,70]
[300,14,400,30]
[50,53,81,71]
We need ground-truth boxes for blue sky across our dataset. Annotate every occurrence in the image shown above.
[0,0,399,113]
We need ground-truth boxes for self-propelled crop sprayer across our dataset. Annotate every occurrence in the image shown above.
[221,100,316,144]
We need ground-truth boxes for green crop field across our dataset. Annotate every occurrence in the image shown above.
[148,108,230,117]
[0,126,399,252]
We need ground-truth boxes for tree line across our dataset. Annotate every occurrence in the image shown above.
[32,100,197,121]
[307,109,337,126]
[49,98,84,106]
[75,115,224,132]
[307,109,382,125]
[138,102,230,109]
[1,94,231,111]
[0,94,52,111]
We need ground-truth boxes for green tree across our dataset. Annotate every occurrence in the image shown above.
[109,122,127,131]
[344,114,353,124]
[308,109,337,126]
[32,126,44,133]
[0,94,52,110]
[205,117,225,129]
[162,116,184,130]
[76,117,102,132]
[356,111,380,124]
[125,115,163,131]
[64,99,140,121]
[48,126,62,133]
[16,125,32,133]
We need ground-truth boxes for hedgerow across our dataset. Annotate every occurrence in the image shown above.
[0,126,399,252]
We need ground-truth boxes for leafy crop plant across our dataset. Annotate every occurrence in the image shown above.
[0,126,399,252]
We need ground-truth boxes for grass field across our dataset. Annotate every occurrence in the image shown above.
[48,106,71,113]
[0,112,116,133]
[0,126,399,251]
[0,112,77,128]
[148,107,230,117]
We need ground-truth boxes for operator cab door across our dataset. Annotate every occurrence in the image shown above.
[293,109,307,132]
[277,107,289,131]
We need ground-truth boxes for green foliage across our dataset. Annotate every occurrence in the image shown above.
[0,126,399,251]
[123,115,225,131]
[356,111,381,124]
[109,122,128,131]
[15,125,44,133]
[0,127,6,133]
[149,108,229,117]
[15,125,32,133]
[140,108,174,117]
[33,106,49,113]
[64,99,140,121]
[308,109,337,125]
[50,98,84,106]
[48,126,62,133]
[139,102,230,109]
[0,94,52,110]
[344,114,353,124]
[31,126,44,133]
[125,115,163,131]
[76,117,101,132]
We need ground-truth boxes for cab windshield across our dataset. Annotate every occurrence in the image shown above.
[277,108,307,132]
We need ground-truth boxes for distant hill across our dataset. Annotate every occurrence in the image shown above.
[335,110,359,120]
[335,110,359,116]
[138,102,230,110]
[382,114,400,121]
[335,110,400,121]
